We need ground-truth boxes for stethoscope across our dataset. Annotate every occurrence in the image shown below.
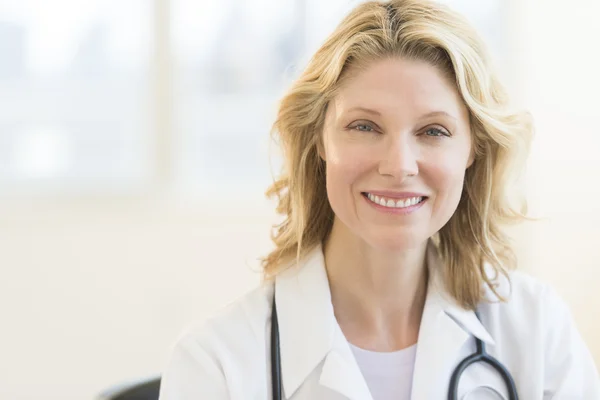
[270,293,519,400]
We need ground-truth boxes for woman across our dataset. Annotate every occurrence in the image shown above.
[159,1,600,399]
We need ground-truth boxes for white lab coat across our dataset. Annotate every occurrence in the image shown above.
[158,242,600,399]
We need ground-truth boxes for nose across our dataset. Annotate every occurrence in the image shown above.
[377,136,419,178]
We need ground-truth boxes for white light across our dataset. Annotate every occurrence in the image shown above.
[12,126,71,179]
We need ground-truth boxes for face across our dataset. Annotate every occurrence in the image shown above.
[320,57,473,252]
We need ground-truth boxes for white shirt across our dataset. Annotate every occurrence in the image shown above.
[158,241,600,399]
[350,343,417,400]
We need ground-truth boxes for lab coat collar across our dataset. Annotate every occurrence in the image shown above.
[424,242,496,347]
[274,240,496,400]
[410,242,496,399]
[274,246,338,398]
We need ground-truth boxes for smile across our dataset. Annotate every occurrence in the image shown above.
[363,192,426,209]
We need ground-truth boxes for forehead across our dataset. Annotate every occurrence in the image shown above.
[332,57,467,119]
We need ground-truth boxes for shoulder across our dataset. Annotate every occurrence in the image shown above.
[482,268,596,367]
[477,268,578,358]
[482,268,564,325]
[485,270,600,396]
[175,281,272,360]
[159,283,273,399]
[481,264,556,306]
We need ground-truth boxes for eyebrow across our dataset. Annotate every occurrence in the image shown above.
[345,107,457,121]
[346,106,382,116]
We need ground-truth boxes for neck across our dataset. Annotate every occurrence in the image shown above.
[323,220,429,352]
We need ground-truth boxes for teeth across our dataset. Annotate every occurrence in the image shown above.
[366,193,423,209]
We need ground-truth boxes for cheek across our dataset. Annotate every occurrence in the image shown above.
[427,157,468,215]
[327,159,365,186]
[324,141,375,187]
[324,143,376,218]
[325,159,364,208]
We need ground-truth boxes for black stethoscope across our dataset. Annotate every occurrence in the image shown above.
[270,293,519,400]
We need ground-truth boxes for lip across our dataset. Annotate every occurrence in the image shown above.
[361,190,428,200]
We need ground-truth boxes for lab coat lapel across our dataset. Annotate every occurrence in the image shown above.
[410,242,492,399]
[275,245,334,398]
[410,292,470,399]
[275,244,372,400]
[319,324,374,400]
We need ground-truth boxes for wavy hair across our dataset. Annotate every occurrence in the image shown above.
[261,0,533,309]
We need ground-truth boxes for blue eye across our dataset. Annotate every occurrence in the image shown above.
[353,124,374,132]
[424,127,450,137]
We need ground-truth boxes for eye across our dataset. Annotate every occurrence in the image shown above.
[349,121,378,133]
[355,124,374,132]
[423,126,451,138]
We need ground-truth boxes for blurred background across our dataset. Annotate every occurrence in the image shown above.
[0,0,598,399]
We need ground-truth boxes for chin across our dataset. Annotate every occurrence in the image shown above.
[363,232,427,253]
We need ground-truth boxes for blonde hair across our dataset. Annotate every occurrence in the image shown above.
[262,0,533,309]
